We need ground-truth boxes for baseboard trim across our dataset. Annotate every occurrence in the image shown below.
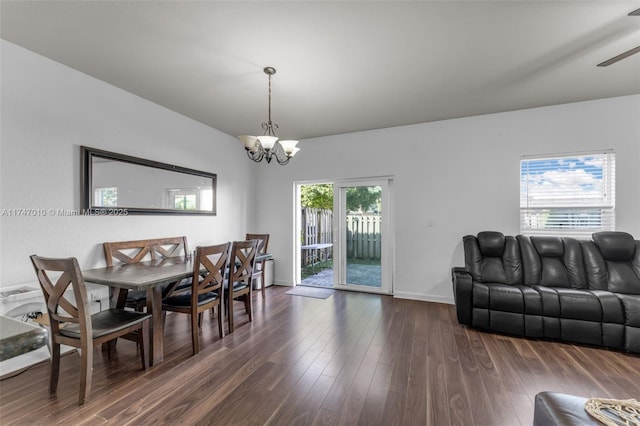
[393,291,454,305]
[272,282,454,304]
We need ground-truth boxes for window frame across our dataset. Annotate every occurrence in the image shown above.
[519,150,615,237]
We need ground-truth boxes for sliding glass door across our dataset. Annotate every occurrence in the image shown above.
[334,179,392,294]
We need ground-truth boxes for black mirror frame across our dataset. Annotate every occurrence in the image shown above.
[81,146,217,215]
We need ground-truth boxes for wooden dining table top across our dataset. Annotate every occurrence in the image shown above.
[82,257,192,289]
[82,253,273,289]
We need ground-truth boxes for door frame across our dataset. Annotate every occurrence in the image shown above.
[333,177,394,294]
[294,177,394,293]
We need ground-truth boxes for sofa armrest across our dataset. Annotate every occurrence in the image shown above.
[452,267,473,325]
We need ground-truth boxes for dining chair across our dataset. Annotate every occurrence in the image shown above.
[226,240,258,333]
[103,236,190,311]
[245,233,270,299]
[162,242,230,355]
[30,255,151,405]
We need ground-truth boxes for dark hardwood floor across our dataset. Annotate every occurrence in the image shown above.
[1,286,639,425]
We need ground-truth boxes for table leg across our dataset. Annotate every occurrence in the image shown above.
[103,287,129,352]
[146,286,164,366]
[112,287,128,309]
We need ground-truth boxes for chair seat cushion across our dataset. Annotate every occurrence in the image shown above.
[162,291,218,308]
[173,278,192,292]
[126,278,192,305]
[60,309,150,339]
[224,281,249,292]
[126,289,147,303]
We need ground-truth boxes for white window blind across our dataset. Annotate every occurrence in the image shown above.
[520,151,615,236]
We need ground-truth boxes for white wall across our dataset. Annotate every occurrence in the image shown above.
[255,95,640,303]
[0,41,256,286]
[2,40,639,305]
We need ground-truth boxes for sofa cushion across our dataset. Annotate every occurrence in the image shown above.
[593,231,636,261]
[481,258,509,284]
[616,294,640,327]
[489,311,525,336]
[477,231,505,257]
[474,283,523,312]
[532,287,616,322]
[607,266,640,295]
[464,232,522,284]
[532,236,564,257]
[557,289,602,321]
[624,326,640,353]
[617,296,640,351]
[471,282,543,336]
[560,318,603,346]
[589,290,625,324]
[518,235,587,289]
[583,232,640,294]
[539,257,575,288]
[474,283,520,312]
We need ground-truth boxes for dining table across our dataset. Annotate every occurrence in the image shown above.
[82,253,273,366]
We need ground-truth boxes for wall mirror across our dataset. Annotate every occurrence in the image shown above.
[81,146,216,215]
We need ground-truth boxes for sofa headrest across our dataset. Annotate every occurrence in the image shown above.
[531,236,564,257]
[592,231,636,261]
[477,231,505,257]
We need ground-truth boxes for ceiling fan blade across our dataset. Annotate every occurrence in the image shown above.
[597,46,640,67]
[629,8,640,16]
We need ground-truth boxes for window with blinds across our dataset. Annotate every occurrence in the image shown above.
[520,151,615,236]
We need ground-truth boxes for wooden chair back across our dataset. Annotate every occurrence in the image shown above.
[30,255,151,405]
[30,256,91,343]
[227,239,258,333]
[103,236,189,309]
[230,240,258,288]
[103,236,189,266]
[246,233,269,256]
[193,243,229,302]
[246,233,270,298]
[162,242,230,354]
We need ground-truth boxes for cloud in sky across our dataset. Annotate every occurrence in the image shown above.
[521,156,607,206]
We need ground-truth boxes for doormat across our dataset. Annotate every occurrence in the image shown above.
[286,286,335,299]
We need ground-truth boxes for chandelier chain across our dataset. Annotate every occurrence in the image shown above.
[262,71,279,136]
[268,72,272,126]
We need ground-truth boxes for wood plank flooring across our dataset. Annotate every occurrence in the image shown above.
[1,286,639,425]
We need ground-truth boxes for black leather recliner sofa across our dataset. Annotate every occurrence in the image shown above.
[452,231,640,353]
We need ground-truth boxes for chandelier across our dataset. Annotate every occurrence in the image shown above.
[238,67,300,165]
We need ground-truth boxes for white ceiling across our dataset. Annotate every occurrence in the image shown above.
[1,1,639,140]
